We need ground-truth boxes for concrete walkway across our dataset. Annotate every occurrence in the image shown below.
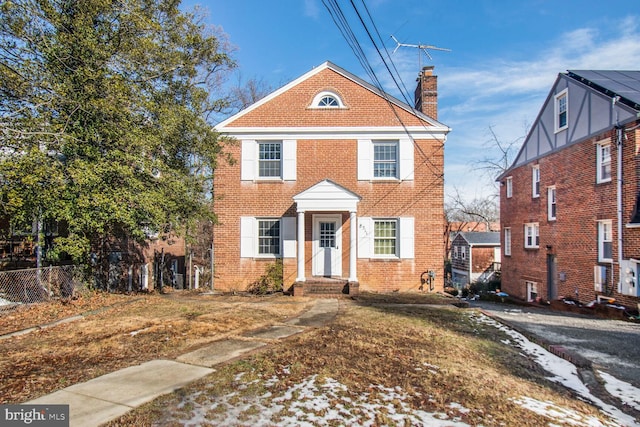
[27,298,339,427]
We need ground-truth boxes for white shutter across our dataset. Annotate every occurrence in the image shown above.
[240,217,256,258]
[399,138,414,181]
[399,217,415,259]
[357,139,372,181]
[282,139,297,181]
[241,140,257,181]
[358,217,372,258]
[281,217,296,258]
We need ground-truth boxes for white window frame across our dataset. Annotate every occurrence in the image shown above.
[310,91,345,109]
[241,140,296,181]
[504,228,511,256]
[505,176,513,198]
[453,246,459,259]
[532,165,540,198]
[555,89,568,133]
[357,217,414,259]
[547,186,557,221]
[524,223,539,249]
[357,139,413,181]
[240,217,296,259]
[598,220,613,262]
[526,281,538,302]
[596,142,612,183]
[460,246,466,260]
[373,219,398,257]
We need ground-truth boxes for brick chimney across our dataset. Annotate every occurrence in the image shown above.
[414,65,437,119]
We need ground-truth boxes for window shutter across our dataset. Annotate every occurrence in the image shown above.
[357,217,372,258]
[281,216,296,258]
[399,217,415,259]
[357,139,372,181]
[241,140,257,181]
[240,217,256,258]
[399,138,414,181]
[282,139,297,181]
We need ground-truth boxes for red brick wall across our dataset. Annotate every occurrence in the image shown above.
[472,247,496,274]
[500,124,640,307]
[213,67,445,293]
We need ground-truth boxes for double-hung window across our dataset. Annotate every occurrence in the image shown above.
[504,228,511,256]
[506,176,513,198]
[532,166,540,198]
[461,246,466,260]
[524,223,539,249]
[555,89,568,132]
[453,246,459,259]
[598,220,613,262]
[548,186,557,220]
[259,142,282,178]
[373,141,398,178]
[258,219,281,255]
[597,143,612,183]
[374,219,397,256]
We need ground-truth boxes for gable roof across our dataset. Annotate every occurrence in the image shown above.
[293,179,361,212]
[499,70,640,179]
[567,70,640,110]
[454,232,500,246]
[215,61,450,132]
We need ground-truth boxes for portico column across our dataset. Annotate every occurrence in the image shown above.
[296,210,305,282]
[349,210,358,282]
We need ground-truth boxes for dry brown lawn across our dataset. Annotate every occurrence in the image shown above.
[0,290,314,404]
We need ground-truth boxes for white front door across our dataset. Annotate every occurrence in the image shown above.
[312,214,342,277]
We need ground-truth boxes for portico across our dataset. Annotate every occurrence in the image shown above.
[292,180,361,283]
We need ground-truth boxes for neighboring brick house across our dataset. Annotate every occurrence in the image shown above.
[213,62,450,294]
[450,232,500,288]
[498,70,640,307]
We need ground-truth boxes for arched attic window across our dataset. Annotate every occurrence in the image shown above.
[310,91,346,109]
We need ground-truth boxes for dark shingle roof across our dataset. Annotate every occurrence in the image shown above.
[457,232,500,246]
[568,70,640,110]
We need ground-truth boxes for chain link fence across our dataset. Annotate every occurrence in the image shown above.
[0,265,89,311]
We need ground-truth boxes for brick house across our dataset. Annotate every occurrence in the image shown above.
[450,232,501,288]
[213,62,450,294]
[498,70,640,307]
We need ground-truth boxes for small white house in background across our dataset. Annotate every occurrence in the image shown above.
[450,232,501,288]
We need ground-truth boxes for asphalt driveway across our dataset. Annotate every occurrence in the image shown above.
[469,300,640,389]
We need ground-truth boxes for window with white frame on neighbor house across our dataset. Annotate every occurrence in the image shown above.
[524,222,539,248]
[548,186,556,220]
[258,219,281,255]
[374,219,397,256]
[506,176,513,198]
[453,246,459,259]
[373,141,398,178]
[555,89,568,132]
[598,220,613,262]
[596,142,612,183]
[504,228,511,256]
[258,142,282,178]
[532,165,540,198]
[461,246,466,260]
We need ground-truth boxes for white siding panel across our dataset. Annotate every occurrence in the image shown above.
[240,217,256,258]
[241,140,257,181]
[357,139,372,181]
[399,217,415,259]
[358,217,372,258]
[399,138,414,181]
[282,139,297,181]
[281,216,297,258]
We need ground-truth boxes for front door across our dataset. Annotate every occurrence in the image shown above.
[312,215,342,277]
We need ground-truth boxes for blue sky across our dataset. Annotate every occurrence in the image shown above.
[185,0,640,202]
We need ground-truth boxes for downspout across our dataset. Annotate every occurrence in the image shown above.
[614,96,623,294]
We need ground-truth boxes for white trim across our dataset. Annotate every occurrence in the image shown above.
[547,186,557,221]
[598,220,613,263]
[240,140,257,181]
[216,127,449,140]
[399,217,414,259]
[524,222,539,249]
[357,139,373,181]
[240,217,256,258]
[596,141,612,184]
[282,139,297,181]
[504,228,511,256]
[309,90,346,109]
[399,138,414,181]
[554,88,568,133]
[282,217,296,258]
[505,176,513,198]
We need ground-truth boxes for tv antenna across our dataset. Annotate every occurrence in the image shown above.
[391,35,450,69]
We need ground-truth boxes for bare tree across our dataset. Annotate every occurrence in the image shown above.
[473,125,526,192]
